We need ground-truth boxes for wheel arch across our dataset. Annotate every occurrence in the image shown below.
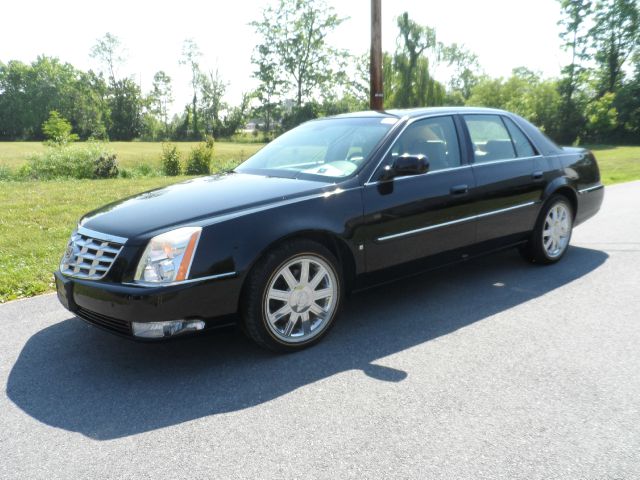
[238,229,358,309]
[543,179,578,219]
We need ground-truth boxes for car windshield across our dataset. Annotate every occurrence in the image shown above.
[235,117,398,180]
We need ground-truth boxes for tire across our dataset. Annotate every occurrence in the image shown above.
[520,194,574,265]
[240,239,343,352]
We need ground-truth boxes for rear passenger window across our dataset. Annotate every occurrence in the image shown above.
[390,116,461,172]
[464,115,516,163]
[503,117,537,157]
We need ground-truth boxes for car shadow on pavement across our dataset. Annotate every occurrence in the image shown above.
[7,246,607,440]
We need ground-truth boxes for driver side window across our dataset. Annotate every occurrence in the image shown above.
[390,116,461,172]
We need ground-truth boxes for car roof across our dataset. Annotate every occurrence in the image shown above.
[333,106,510,119]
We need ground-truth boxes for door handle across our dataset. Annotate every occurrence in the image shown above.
[532,171,544,181]
[450,184,469,195]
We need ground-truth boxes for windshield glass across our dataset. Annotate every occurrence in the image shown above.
[236,117,397,180]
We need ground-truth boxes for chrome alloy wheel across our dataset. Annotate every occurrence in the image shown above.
[543,202,572,258]
[263,255,338,343]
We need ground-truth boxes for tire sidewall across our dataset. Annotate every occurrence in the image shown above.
[242,240,343,352]
[536,196,574,263]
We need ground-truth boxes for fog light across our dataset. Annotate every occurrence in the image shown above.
[131,319,205,338]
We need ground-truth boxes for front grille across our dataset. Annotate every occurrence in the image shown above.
[60,231,124,280]
[76,306,132,335]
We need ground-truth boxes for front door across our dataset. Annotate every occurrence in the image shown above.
[361,115,477,272]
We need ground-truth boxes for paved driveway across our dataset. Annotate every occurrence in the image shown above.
[1,181,639,479]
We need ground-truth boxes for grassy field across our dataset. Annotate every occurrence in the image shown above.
[0,177,185,302]
[0,142,638,303]
[0,141,264,170]
[585,146,640,185]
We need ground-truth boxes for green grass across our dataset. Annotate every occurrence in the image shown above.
[0,141,264,170]
[588,145,640,185]
[0,177,187,303]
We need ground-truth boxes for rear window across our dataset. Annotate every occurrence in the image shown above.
[464,114,516,163]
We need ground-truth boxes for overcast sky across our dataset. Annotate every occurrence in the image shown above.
[1,0,568,113]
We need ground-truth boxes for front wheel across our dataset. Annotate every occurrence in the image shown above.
[240,240,342,352]
[521,195,574,264]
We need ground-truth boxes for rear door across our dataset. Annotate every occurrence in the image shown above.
[361,115,477,272]
[462,114,547,244]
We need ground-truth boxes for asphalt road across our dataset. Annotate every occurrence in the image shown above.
[1,181,639,480]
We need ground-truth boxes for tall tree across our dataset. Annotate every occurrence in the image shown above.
[180,38,202,138]
[107,78,143,140]
[556,0,592,143]
[251,0,348,108]
[150,71,173,137]
[590,0,640,95]
[387,12,445,108]
[90,32,125,85]
[199,69,229,137]
[252,43,285,131]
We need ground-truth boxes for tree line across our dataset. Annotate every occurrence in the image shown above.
[0,0,638,145]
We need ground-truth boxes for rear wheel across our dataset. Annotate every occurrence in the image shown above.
[520,194,573,264]
[240,239,342,352]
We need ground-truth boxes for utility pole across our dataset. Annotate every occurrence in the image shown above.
[370,0,383,110]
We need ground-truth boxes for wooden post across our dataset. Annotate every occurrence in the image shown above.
[370,0,383,110]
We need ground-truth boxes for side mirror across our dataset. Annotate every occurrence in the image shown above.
[382,154,429,180]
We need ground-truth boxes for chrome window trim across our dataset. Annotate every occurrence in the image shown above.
[376,201,538,242]
[463,112,546,158]
[365,113,463,184]
[469,154,543,167]
[577,184,604,194]
[364,164,472,187]
[123,271,237,288]
[77,226,128,245]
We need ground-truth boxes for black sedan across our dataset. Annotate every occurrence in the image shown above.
[55,107,604,351]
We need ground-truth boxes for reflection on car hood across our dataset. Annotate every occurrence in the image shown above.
[80,172,330,241]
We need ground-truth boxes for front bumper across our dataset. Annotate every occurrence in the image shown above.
[54,270,242,339]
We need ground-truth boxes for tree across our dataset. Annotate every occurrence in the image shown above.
[386,12,445,108]
[149,71,173,138]
[42,111,78,144]
[555,0,592,143]
[440,43,481,101]
[252,43,285,131]
[0,56,108,140]
[90,32,125,84]
[589,0,640,95]
[584,92,619,140]
[107,78,143,140]
[251,0,348,108]
[199,69,227,136]
[180,38,203,138]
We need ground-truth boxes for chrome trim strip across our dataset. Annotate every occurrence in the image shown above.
[77,226,128,245]
[577,184,604,194]
[376,201,537,242]
[474,201,537,219]
[469,154,542,167]
[366,113,469,184]
[364,164,472,187]
[122,271,237,288]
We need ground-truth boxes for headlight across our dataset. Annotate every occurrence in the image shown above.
[134,227,202,284]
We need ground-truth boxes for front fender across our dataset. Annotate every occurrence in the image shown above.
[192,187,365,288]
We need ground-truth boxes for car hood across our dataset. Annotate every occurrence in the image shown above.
[80,172,331,242]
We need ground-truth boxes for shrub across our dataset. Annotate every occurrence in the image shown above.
[185,139,214,175]
[161,143,182,176]
[94,154,119,178]
[42,111,79,145]
[26,142,118,180]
